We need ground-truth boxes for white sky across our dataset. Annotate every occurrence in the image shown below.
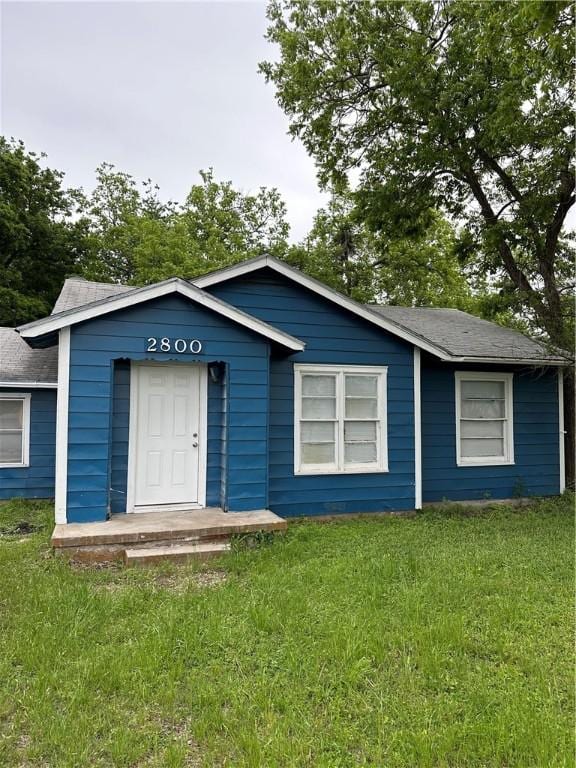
[0,0,329,241]
[1,1,573,239]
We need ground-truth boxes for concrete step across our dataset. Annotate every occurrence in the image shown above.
[52,508,286,550]
[124,540,231,566]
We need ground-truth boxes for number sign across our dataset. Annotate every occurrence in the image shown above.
[146,337,202,354]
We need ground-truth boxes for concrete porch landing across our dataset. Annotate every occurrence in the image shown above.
[52,508,287,565]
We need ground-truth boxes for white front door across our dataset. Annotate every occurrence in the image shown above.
[130,364,206,510]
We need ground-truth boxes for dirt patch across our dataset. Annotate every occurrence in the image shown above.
[0,520,41,537]
[154,569,228,592]
[91,568,228,595]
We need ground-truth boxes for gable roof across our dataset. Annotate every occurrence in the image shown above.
[0,328,58,386]
[369,306,566,365]
[18,277,305,352]
[52,277,133,314]
[193,255,567,366]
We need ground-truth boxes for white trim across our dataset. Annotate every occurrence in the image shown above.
[126,361,208,513]
[0,392,31,467]
[558,370,565,493]
[0,381,57,389]
[294,363,388,475]
[414,348,422,509]
[448,355,566,367]
[455,371,514,467]
[193,256,568,366]
[54,327,70,524]
[18,278,305,352]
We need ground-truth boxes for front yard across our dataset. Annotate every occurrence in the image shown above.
[0,496,573,767]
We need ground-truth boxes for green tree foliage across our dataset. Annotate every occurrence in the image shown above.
[0,137,88,325]
[288,194,477,309]
[81,167,290,285]
[261,0,575,353]
[79,163,176,284]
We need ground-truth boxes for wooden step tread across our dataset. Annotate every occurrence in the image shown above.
[124,540,231,566]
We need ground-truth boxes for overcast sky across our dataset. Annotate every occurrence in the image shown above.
[0,0,328,241]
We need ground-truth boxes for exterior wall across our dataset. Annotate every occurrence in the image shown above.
[208,269,416,517]
[421,358,560,501]
[66,294,270,522]
[0,387,56,500]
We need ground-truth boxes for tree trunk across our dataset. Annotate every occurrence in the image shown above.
[563,366,575,490]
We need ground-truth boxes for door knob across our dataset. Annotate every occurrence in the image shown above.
[192,442,198,448]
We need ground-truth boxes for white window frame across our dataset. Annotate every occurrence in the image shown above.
[294,364,388,475]
[0,393,31,468]
[455,372,514,466]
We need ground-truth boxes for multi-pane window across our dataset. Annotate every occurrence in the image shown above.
[455,373,514,465]
[295,365,387,474]
[0,394,30,467]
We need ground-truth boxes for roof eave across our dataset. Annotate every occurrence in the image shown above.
[449,355,568,367]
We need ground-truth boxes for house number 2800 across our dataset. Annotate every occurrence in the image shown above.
[146,337,203,354]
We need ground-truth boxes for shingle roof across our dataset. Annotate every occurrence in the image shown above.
[0,328,58,385]
[5,272,565,388]
[52,277,134,314]
[368,306,566,363]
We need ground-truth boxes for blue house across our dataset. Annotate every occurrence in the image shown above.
[0,256,566,555]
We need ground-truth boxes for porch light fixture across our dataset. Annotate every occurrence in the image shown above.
[208,361,225,384]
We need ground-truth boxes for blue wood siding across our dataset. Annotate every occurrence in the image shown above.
[67,294,270,522]
[110,361,129,514]
[208,269,416,516]
[0,388,56,500]
[421,360,560,501]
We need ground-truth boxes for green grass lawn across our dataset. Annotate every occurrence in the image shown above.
[0,497,573,767]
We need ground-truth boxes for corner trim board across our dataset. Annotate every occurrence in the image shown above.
[558,370,565,493]
[54,327,70,524]
[414,348,422,510]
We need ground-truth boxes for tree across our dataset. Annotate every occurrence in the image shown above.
[289,195,477,309]
[262,0,575,483]
[0,137,88,325]
[78,163,178,284]
[81,167,290,285]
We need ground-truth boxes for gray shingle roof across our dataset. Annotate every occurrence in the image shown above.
[3,273,565,388]
[0,328,58,385]
[368,306,566,363]
[52,277,134,314]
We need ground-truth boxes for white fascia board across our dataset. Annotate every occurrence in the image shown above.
[449,355,568,366]
[194,256,451,359]
[0,381,58,388]
[18,278,305,352]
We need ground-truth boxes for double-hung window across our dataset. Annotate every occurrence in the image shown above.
[455,372,514,466]
[0,393,31,467]
[295,365,388,474]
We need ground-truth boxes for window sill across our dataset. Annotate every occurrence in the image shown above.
[457,459,515,467]
[0,462,29,469]
[295,465,389,476]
